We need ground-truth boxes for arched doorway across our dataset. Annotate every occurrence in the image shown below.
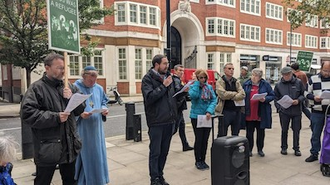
[170,26,181,69]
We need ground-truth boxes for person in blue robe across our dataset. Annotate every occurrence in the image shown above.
[74,66,109,185]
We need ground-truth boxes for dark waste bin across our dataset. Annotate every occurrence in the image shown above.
[125,102,135,140]
[133,114,142,142]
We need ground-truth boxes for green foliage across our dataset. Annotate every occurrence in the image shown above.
[283,0,330,29]
[0,0,113,87]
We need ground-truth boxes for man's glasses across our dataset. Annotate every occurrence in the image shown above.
[226,67,234,70]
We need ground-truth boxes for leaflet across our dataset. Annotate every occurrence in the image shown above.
[234,100,245,106]
[320,91,330,99]
[197,115,212,128]
[173,80,195,97]
[277,95,293,109]
[89,108,108,114]
[64,93,91,113]
[251,92,267,100]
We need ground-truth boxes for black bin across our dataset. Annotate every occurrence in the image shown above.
[211,136,250,185]
[125,102,135,140]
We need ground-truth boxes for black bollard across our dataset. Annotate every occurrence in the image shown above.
[125,102,135,140]
[133,114,142,142]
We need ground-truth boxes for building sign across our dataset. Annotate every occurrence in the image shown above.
[47,0,80,54]
[296,51,313,72]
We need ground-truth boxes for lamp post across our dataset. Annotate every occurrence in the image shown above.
[290,22,292,64]
[166,0,171,69]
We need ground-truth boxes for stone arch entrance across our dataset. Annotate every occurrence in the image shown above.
[163,11,205,69]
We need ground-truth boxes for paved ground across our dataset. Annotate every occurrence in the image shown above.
[1,97,330,184]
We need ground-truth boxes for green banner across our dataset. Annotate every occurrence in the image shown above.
[47,0,80,54]
[296,51,313,72]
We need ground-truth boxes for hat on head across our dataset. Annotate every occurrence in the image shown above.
[241,66,248,71]
[281,66,292,74]
[84,66,97,71]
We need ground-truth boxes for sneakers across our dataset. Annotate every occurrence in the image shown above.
[195,161,209,170]
[294,150,301,156]
[183,145,194,152]
[280,149,287,155]
[249,151,253,157]
[305,154,318,162]
[258,151,265,157]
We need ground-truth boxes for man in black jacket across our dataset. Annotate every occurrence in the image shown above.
[21,53,86,185]
[274,66,305,157]
[142,54,178,185]
[172,64,193,152]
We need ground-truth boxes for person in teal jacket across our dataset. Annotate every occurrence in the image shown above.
[189,69,217,170]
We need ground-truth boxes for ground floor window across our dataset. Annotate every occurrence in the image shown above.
[265,60,281,84]
[69,50,104,77]
[239,54,260,72]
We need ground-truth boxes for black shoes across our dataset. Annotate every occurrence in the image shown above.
[249,152,253,157]
[294,150,301,156]
[258,151,265,157]
[151,177,169,185]
[305,154,318,162]
[281,149,288,155]
[195,161,209,170]
[183,145,194,152]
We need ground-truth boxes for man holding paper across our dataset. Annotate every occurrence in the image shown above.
[305,61,330,162]
[73,66,110,184]
[21,53,86,185]
[274,66,305,157]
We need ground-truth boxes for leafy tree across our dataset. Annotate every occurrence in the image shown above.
[283,0,330,29]
[0,0,113,87]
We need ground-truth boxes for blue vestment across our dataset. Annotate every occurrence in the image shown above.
[74,79,109,185]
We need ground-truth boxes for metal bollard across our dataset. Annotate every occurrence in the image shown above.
[133,114,142,142]
[125,102,135,140]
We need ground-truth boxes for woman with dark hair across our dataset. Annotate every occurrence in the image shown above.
[242,68,275,157]
[189,69,217,170]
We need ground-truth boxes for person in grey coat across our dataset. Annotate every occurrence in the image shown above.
[274,67,305,157]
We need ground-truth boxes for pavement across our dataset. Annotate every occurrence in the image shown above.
[1,97,330,184]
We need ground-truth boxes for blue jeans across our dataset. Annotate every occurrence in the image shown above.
[310,112,326,156]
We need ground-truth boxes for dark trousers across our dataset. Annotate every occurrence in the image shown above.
[279,112,302,151]
[191,118,211,162]
[34,161,77,185]
[246,121,265,152]
[218,110,241,137]
[148,124,173,181]
[173,112,190,147]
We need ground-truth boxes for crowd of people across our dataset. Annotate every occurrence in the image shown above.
[1,52,329,185]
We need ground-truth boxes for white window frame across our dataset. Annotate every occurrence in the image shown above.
[265,28,283,45]
[240,0,261,16]
[114,1,160,29]
[287,32,302,47]
[305,14,318,28]
[206,0,235,8]
[207,53,215,70]
[320,18,330,29]
[240,24,261,42]
[206,17,235,38]
[68,50,105,78]
[266,2,283,21]
[135,48,143,80]
[118,48,127,80]
[305,35,318,49]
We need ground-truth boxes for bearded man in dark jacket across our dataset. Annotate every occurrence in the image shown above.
[142,54,178,185]
[274,66,305,157]
[21,53,85,185]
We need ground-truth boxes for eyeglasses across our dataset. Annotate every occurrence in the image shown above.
[199,76,207,79]
[226,67,234,70]
[84,73,98,77]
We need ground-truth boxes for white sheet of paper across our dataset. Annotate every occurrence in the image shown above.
[277,95,293,109]
[173,80,195,97]
[89,108,108,114]
[320,91,330,99]
[64,93,92,113]
[234,100,245,106]
[251,92,268,100]
[197,115,212,128]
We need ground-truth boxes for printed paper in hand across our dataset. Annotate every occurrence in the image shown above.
[173,80,195,97]
[234,100,245,106]
[90,108,108,114]
[277,95,293,109]
[320,91,330,99]
[251,92,267,100]
[64,93,91,113]
[197,115,212,128]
